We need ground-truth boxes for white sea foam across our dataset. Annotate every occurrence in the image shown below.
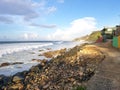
[0,43,53,58]
[0,63,38,76]
[0,41,86,76]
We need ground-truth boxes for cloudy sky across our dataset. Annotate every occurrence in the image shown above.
[0,0,120,41]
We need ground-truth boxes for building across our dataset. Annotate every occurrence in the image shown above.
[112,25,120,48]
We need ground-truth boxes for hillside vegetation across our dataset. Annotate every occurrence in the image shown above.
[74,31,101,42]
[86,31,101,41]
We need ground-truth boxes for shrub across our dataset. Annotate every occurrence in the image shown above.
[73,86,86,90]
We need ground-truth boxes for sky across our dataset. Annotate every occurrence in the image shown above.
[0,0,120,41]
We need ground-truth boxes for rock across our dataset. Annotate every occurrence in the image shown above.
[0,62,10,67]
[12,76,24,83]
[39,49,44,52]
[8,83,24,90]
[43,82,50,89]
[0,75,5,81]
[0,75,12,89]
[43,48,66,58]
[40,59,48,66]
[32,59,36,61]
[15,71,28,78]
[38,54,43,56]
[79,71,84,76]
[30,66,41,73]
[12,62,23,65]
[0,45,105,90]
[46,48,52,50]
[29,60,47,73]
[43,52,53,58]
[0,75,7,86]
[32,59,41,62]
[29,52,35,54]
[26,84,31,89]
[0,62,23,68]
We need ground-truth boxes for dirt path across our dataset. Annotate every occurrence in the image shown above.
[87,42,120,90]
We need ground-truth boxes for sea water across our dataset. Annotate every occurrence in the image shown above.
[0,41,85,76]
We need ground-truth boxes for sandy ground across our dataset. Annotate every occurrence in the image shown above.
[87,41,120,90]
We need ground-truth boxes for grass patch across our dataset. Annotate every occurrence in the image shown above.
[87,31,101,41]
[73,30,101,42]
[73,86,86,90]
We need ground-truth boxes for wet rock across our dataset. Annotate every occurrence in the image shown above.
[46,48,52,50]
[38,54,43,56]
[29,52,35,54]
[0,75,12,89]
[0,62,23,68]
[0,62,10,67]
[32,59,41,62]
[31,59,36,61]
[39,49,44,52]
[30,66,41,73]
[12,62,23,65]
[15,71,28,78]
[0,75,7,86]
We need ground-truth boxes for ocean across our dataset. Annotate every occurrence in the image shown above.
[0,41,84,76]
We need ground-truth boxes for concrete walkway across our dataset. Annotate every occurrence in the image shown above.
[87,43,120,90]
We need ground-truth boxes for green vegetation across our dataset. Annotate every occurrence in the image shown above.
[73,31,101,42]
[73,86,86,90]
[73,35,88,41]
[86,31,101,41]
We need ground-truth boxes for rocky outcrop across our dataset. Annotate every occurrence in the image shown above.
[0,62,23,67]
[0,44,105,90]
[0,62,10,67]
[41,48,66,58]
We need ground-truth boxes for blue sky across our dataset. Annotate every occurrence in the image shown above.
[0,0,120,41]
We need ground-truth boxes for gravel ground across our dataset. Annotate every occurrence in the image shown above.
[87,42,120,90]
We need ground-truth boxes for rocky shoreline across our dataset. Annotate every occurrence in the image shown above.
[0,43,105,90]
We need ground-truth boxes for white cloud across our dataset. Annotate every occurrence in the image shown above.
[0,0,58,23]
[0,0,39,21]
[46,6,57,14]
[0,16,13,24]
[30,23,57,28]
[47,17,97,40]
[21,33,39,40]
